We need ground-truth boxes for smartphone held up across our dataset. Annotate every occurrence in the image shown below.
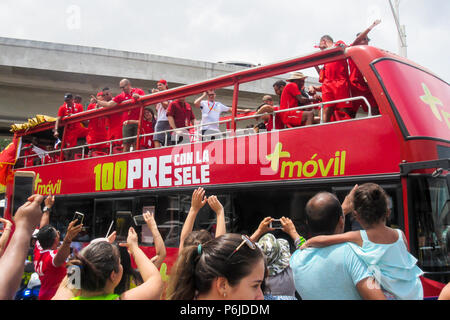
[12,171,36,216]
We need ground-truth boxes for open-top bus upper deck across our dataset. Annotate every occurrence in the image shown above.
[8,45,449,195]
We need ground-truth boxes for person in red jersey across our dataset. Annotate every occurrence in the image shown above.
[279,72,317,127]
[309,36,352,123]
[167,97,196,145]
[93,79,145,152]
[34,219,82,300]
[124,107,155,149]
[86,92,109,155]
[348,20,381,117]
[53,93,88,160]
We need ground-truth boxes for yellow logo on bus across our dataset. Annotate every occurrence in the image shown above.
[266,143,347,178]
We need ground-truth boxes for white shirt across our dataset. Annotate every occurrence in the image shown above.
[156,101,170,122]
[200,100,230,131]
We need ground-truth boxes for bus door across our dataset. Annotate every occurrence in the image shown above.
[93,197,134,239]
[400,159,450,287]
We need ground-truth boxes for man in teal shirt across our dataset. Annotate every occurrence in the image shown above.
[289,192,386,300]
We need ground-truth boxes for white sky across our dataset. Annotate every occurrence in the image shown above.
[0,0,449,82]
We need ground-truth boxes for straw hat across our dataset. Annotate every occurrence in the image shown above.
[287,72,307,81]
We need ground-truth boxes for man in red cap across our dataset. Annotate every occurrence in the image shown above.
[93,79,145,152]
[277,72,317,127]
[309,36,352,123]
[86,92,109,155]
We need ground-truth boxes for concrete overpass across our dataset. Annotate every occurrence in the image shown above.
[0,37,319,137]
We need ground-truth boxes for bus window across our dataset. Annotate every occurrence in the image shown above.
[233,188,324,248]
[153,195,182,247]
[409,176,450,282]
[52,197,93,242]
[333,184,403,232]
[177,193,234,239]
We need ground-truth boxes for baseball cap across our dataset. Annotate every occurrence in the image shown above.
[158,79,168,86]
[64,93,73,100]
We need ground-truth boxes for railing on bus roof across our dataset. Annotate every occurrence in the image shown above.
[16,96,374,168]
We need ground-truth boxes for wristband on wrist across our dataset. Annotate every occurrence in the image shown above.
[294,236,306,248]
[43,206,50,213]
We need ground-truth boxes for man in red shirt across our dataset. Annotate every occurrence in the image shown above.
[93,79,145,152]
[125,107,155,149]
[34,220,82,300]
[167,97,196,145]
[309,36,352,123]
[348,20,381,116]
[279,72,317,127]
[86,92,109,155]
[53,93,88,160]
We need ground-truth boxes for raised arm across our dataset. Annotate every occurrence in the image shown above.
[179,187,207,252]
[280,217,307,248]
[194,92,207,108]
[0,218,13,258]
[250,217,274,243]
[39,195,55,229]
[144,211,166,269]
[351,19,381,46]
[119,228,163,300]
[53,220,83,267]
[0,194,43,300]
[207,196,226,238]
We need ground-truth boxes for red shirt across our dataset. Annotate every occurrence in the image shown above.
[86,103,108,142]
[33,242,67,300]
[322,41,349,83]
[265,106,285,131]
[57,102,84,118]
[113,88,146,122]
[166,100,195,129]
[280,82,301,111]
[140,118,154,148]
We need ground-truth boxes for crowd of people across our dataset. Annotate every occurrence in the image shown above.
[19,21,382,165]
[0,182,448,301]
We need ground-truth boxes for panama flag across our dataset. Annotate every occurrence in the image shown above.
[0,135,22,193]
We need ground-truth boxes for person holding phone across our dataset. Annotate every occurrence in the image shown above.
[34,218,83,300]
[249,217,301,300]
[0,194,44,300]
[0,218,13,258]
[52,227,163,300]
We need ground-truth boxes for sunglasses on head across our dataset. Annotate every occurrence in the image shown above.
[227,235,256,260]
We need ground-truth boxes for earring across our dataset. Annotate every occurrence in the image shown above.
[223,292,227,298]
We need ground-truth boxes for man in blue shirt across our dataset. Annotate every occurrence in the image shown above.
[289,192,386,300]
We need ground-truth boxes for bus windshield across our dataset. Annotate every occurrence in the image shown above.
[372,58,450,142]
[409,174,450,281]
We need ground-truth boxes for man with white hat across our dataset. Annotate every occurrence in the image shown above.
[279,72,318,127]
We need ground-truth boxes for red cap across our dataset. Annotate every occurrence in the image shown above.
[96,92,103,97]
[158,79,167,85]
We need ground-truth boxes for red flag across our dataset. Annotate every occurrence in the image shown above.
[0,136,22,189]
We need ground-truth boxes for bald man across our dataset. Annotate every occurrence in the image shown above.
[93,79,145,152]
[290,192,386,300]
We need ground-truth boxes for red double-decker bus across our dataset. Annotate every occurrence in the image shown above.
[3,44,450,298]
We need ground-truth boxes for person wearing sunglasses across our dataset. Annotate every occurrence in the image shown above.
[167,233,266,300]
